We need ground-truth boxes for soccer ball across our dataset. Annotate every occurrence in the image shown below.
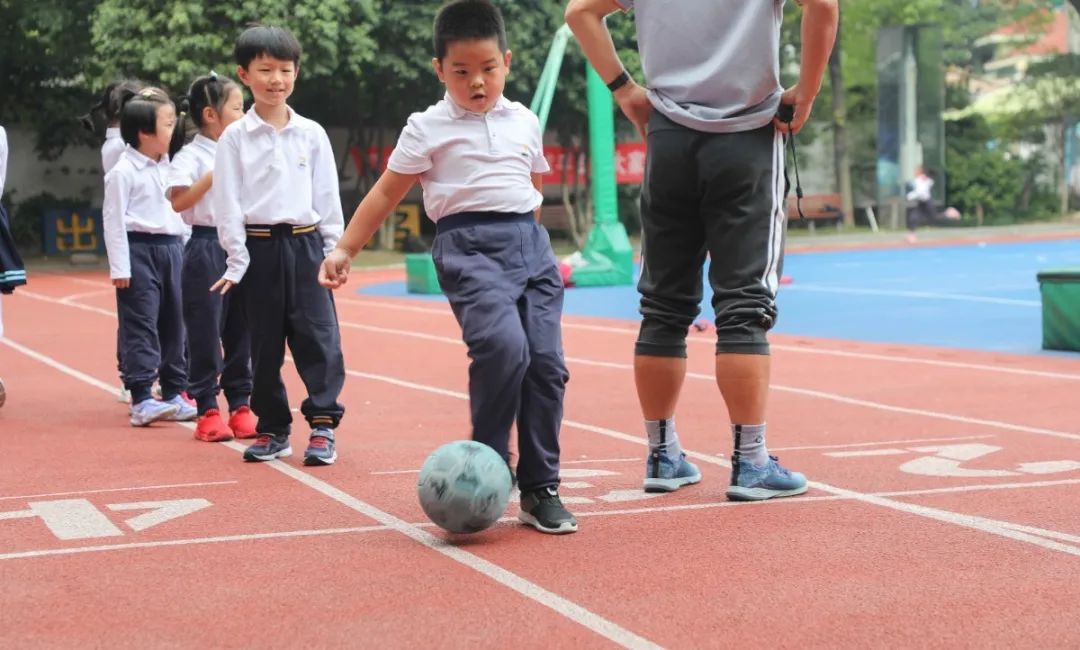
[417,440,513,534]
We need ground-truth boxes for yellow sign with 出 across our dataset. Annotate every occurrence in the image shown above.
[43,209,106,255]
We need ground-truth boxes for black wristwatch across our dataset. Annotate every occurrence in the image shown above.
[606,70,631,93]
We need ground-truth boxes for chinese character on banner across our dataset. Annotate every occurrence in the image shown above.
[541,143,647,186]
[615,142,647,185]
[541,146,587,186]
[43,209,106,256]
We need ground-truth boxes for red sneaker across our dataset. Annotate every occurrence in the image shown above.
[229,406,258,439]
[194,409,234,442]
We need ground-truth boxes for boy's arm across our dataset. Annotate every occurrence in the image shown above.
[211,132,249,286]
[313,128,344,253]
[565,0,651,140]
[102,170,132,285]
[320,170,416,288]
[774,0,839,134]
[337,170,417,256]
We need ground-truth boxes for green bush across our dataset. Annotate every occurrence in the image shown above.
[945,115,1058,224]
[11,192,93,256]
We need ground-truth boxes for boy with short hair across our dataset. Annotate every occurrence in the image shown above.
[212,24,346,466]
[320,0,577,534]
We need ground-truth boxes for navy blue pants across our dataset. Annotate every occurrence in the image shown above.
[242,225,345,436]
[116,233,187,404]
[182,226,252,415]
[432,212,569,492]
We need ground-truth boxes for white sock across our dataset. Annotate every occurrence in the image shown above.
[645,418,683,459]
[732,423,768,467]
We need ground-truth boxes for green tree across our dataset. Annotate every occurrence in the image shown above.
[0,0,99,159]
[1004,53,1080,215]
[87,0,377,105]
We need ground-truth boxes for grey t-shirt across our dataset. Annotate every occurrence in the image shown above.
[617,0,785,133]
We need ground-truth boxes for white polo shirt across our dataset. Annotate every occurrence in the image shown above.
[166,134,217,228]
[388,94,549,221]
[102,148,186,279]
[213,106,344,283]
[101,128,125,174]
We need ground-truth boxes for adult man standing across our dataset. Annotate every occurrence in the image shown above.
[565,0,838,500]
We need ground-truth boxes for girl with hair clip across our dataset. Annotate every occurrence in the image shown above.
[165,72,255,442]
[103,86,196,427]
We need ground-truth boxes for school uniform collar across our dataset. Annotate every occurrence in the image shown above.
[444,93,517,119]
[191,133,217,153]
[124,146,167,170]
[243,105,302,133]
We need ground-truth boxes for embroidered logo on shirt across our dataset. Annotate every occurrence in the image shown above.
[298,155,308,168]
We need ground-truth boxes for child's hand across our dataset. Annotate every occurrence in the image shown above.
[319,248,353,289]
[209,277,234,295]
[112,278,130,289]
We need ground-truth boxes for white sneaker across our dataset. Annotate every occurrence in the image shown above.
[130,399,180,427]
[163,394,198,422]
[117,385,131,403]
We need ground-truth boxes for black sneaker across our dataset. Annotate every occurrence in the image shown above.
[303,428,337,466]
[518,486,578,534]
[243,433,292,462]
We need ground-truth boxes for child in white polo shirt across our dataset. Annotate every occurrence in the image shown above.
[320,0,576,534]
[211,24,346,466]
[103,87,193,427]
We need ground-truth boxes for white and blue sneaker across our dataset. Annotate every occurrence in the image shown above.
[243,434,292,462]
[726,455,808,501]
[643,450,702,493]
[163,394,198,422]
[302,428,337,466]
[129,398,180,427]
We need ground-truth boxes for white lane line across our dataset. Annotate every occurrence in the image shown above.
[340,367,1080,558]
[215,439,660,649]
[19,289,116,318]
[29,284,1080,381]
[0,337,660,650]
[334,319,1080,444]
[335,294,1080,381]
[771,435,995,452]
[0,481,238,503]
[779,284,1041,307]
[0,526,390,561]
[8,478,1080,561]
[14,289,1080,561]
[58,288,114,304]
[825,449,909,458]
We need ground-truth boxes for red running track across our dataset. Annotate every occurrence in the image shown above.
[1,269,1078,647]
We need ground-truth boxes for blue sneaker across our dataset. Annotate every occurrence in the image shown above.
[726,455,808,501]
[129,398,180,427]
[643,450,702,493]
[163,394,197,422]
[303,428,337,466]
[243,434,292,462]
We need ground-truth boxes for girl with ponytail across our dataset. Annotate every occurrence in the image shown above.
[165,73,254,442]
